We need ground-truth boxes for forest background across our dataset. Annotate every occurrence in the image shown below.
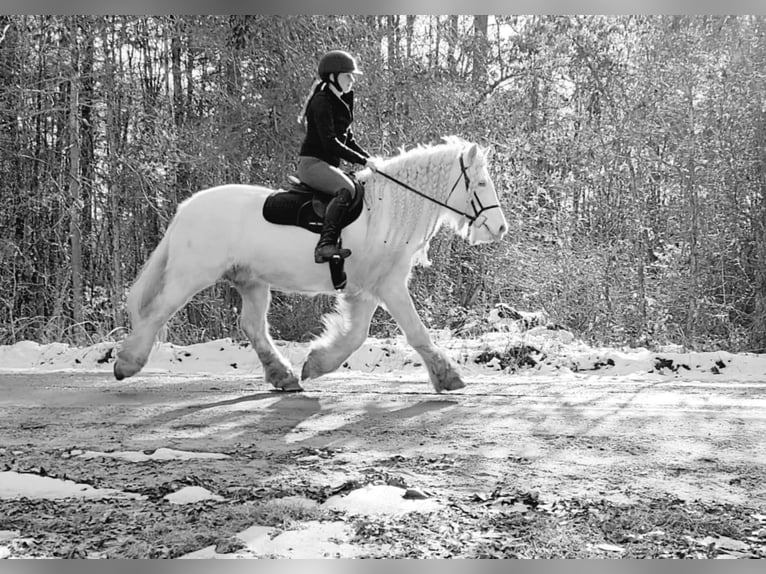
[1,14,765,353]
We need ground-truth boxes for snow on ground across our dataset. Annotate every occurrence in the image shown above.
[76,447,230,463]
[181,485,442,559]
[0,325,763,383]
[0,325,764,507]
[322,484,442,516]
[1,449,230,502]
[164,486,226,505]
[0,471,145,501]
[180,520,363,559]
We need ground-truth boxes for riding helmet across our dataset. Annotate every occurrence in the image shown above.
[318,50,363,80]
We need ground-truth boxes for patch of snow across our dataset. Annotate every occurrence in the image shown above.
[322,484,441,516]
[239,522,358,558]
[77,447,229,462]
[0,530,19,542]
[180,521,361,559]
[164,486,225,505]
[0,471,145,501]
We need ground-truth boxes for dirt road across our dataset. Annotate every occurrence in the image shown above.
[1,370,765,557]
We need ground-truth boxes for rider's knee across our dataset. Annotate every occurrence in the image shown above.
[336,187,354,204]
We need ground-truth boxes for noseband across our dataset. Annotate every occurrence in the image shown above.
[375,150,502,228]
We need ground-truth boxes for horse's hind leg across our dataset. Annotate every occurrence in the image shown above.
[114,272,216,380]
[236,280,302,391]
[301,292,379,381]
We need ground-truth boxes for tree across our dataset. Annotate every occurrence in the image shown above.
[1,15,766,352]
[472,15,488,84]
[67,16,84,338]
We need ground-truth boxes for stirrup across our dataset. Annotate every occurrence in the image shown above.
[314,245,352,263]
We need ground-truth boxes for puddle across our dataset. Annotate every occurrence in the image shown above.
[0,471,145,501]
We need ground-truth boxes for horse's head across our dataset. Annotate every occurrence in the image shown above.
[451,142,508,245]
[362,138,507,256]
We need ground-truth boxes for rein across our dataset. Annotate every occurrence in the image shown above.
[374,153,501,227]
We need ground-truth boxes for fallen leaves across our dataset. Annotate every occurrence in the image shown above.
[591,542,625,553]
[2,445,765,559]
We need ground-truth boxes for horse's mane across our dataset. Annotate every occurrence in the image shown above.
[383,135,473,173]
[360,136,481,265]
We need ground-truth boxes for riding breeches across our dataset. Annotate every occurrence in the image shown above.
[297,156,356,199]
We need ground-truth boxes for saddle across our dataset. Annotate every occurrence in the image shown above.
[263,176,365,232]
[262,176,365,290]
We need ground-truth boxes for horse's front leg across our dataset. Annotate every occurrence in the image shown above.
[377,278,465,393]
[301,291,379,381]
[236,280,302,391]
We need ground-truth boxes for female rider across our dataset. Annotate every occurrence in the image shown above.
[297,50,381,263]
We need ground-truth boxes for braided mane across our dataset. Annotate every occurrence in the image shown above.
[360,137,475,256]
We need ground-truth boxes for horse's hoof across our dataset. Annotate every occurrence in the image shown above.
[113,353,144,381]
[113,360,137,381]
[274,380,304,393]
[300,359,318,381]
[434,373,465,392]
[267,367,303,392]
[272,377,304,392]
[442,377,466,391]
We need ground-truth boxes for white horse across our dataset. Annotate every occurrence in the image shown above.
[114,136,508,392]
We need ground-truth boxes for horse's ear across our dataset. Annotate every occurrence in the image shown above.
[465,143,479,164]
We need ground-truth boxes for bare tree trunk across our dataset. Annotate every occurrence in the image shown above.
[100,18,124,330]
[472,15,488,84]
[169,16,186,202]
[754,213,766,352]
[447,15,458,76]
[68,16,84,340]
[428,16,440,69]
[80,22,95,289]
[627,154,648,342]
[685,83,699,347]
[752,109,766,351]
[387,15,400,66]
[405,15,415,59]
[171,17,184,128]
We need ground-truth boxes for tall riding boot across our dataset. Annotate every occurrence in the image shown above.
[315,188,354,263]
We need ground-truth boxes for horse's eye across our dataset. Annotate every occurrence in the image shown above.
[478,181,487,187]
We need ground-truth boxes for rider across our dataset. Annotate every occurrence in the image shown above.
[297,49,381,263]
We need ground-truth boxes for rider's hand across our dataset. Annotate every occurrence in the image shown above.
[366,157,382,172]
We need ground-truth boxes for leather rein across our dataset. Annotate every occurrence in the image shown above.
[373,152,501,228]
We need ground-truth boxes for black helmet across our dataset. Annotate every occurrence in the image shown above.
[318,50,363,80]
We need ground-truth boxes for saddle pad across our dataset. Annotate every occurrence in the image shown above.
[263,190,321,231]
[263,187,365,234]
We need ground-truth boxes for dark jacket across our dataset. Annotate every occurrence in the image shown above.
[299,84,370,167]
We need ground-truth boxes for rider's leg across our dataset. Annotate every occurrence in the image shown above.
[314,187,354,262]
[296,157,357,263]
[297,156,356,199]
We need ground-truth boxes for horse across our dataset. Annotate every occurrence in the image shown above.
[113,136,509,392]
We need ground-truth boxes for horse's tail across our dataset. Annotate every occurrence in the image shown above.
[126,226,172,324]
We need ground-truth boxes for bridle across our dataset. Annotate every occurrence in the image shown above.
[374,150,502,228]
